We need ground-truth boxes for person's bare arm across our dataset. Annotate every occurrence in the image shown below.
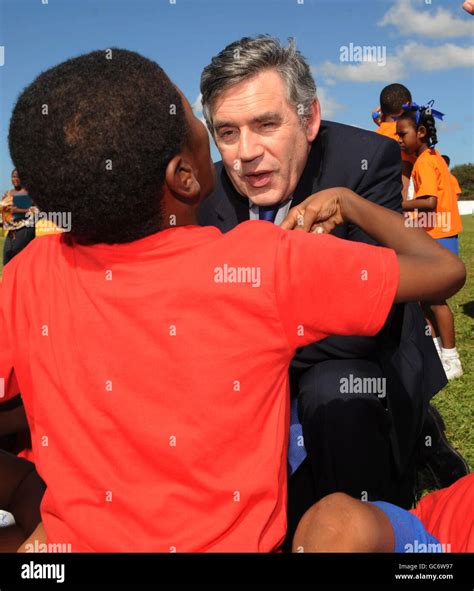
[280,187,466,304]
[401,160,413,201]
[402,195,437,212]
[17,522,46,553]
[0,450,45,552]
[9,206,30,214]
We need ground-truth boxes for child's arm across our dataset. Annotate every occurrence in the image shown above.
[281,187,465,304]
[9,206,31,214]
[0,451,45,552]
[401,161,413,201]
[402,194,437,212]
[17,522,46,553]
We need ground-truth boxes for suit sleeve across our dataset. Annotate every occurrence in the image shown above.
[348,137,403,245]
[274,230,399,350]
[0,285,20,403]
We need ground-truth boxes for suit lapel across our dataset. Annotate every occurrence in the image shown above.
[292,125,326,207]
[291,123,347,239]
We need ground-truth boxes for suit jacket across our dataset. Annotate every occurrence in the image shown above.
[198,120,447,473]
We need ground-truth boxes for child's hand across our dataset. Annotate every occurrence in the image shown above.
[280,188,346,234]
[372,106,382,126]
[462,1,474,15]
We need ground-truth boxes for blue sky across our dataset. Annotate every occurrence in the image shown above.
[0,0,473,190]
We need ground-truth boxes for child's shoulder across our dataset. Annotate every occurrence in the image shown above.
[414,149,439,170]
[3,233,63,280]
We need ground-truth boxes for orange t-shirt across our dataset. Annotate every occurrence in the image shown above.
[412,149,463,239]
[376,121,416,164]
[450,173,462,197]
[410,473,474,553]
[0,222,399,552]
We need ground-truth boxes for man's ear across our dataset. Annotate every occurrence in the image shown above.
[165,154,201,201]
[305,99,321,142]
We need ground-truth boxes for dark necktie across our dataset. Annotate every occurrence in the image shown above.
[258,206,278,223]
[258,203,308,475]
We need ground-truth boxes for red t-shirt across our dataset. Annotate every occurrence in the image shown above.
[410,473,474,553]
[0,221,398,552]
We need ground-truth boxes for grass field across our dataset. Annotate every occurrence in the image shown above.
[0,220,472,468]
[431,215,474,470]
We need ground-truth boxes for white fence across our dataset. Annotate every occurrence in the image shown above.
[459,200,474,216]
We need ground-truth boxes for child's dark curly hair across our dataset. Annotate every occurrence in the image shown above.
[9,49,188,245]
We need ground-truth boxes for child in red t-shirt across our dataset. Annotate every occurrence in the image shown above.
[0,49,465,552]
[293,474,473,553]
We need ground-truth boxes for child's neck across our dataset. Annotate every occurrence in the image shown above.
[416,143,430,158]
[382,114,398,123]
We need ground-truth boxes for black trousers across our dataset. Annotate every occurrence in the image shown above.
[3,226,36,266]
[283,337,417,551]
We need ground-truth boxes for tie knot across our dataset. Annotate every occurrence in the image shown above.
[258,206,278,223]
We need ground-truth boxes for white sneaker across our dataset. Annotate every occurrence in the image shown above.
[442,357,463,380]
[0,510,15,527]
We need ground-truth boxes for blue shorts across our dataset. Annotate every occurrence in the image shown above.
[370,501,443,553]
[436,235,459,256]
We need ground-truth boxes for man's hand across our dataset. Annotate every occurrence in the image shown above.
[280,188,345,234]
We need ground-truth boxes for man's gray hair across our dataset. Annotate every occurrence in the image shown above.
[200,35,317,133]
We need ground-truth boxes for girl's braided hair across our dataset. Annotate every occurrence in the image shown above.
[398,101,444,148]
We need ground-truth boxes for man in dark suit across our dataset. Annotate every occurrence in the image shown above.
[197,35,462,545]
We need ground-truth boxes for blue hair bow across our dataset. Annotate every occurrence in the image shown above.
[401,100,445,126]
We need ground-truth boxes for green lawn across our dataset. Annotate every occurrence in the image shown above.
[431,215,474,470]
[0,220,472,467]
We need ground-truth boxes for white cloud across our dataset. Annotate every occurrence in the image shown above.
[317,87,344,118]
[379,0,474,39]
[312,41,473,84]
[314,58,405,83]
[191,93,203,114]
[437,120,463,133]
[398,42,474,71]
[191,92,210,129]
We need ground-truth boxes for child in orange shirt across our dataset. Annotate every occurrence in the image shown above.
[442,154,463,198]
[397,102,463,380]
[375,84,416,198]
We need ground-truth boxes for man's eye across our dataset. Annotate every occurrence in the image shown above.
[262,122,276,129]
[220,130,236,139]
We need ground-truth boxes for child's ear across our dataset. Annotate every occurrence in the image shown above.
[165,155,200,201]
[417,125,428,142]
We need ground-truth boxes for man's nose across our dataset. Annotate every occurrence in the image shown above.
[237,128,264,163]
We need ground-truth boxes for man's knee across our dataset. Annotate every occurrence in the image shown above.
[297,359,387,423]
[298,361,348,415]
